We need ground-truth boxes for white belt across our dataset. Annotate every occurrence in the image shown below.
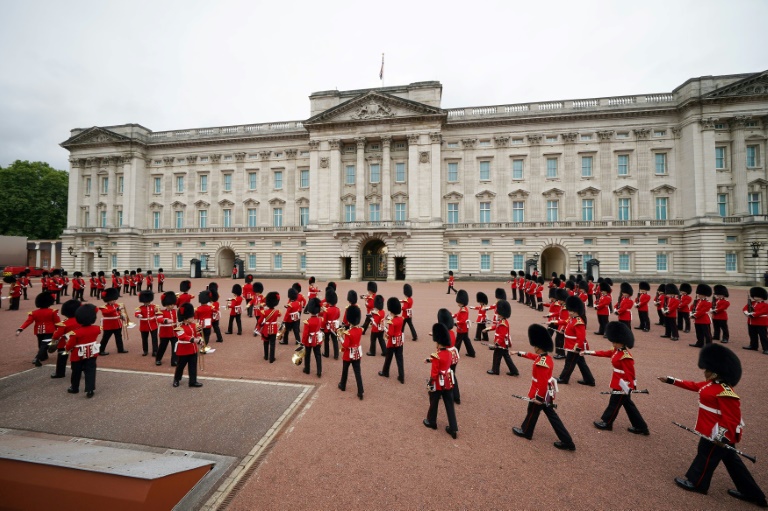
[532,377,538,382]
[564,334,576,339]
[78,341,101,357]
[613,368,625,374]
[699,403,721,415]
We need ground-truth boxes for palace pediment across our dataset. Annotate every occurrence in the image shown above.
[704,70,768,99]
[304,91,445,126]
[61,126,132,147]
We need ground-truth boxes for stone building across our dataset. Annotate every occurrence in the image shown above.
[61,71,768,282]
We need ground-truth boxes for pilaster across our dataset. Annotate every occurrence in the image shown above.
[407,134,420,221]
[381,136,392,220]
[308,140,321,223]
[430,132,443,220]
[731,117,749,215]
[355,137,366,220]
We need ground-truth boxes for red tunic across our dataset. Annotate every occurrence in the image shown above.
[591,348,636,391]
[672,379,743,443]
[340,326,363,361]
[400,296,414,319]
[10,282,22,298]
[99,303,122,331]
[665,296,680,318]
[176,293,193,307]
[307,285,320,301]
[19,308,61,335]
[470,305,487,324]
[228,295,243,317]
[283,300,301,322]
[616,297,634,322]
[342,304,359,327]
[596,295,612,316]
[65,325,102,362]
[242,283,254,303]
[386,315,404,348]
[158,308,179,338]
[144,274,153,288]
[301,315,323,347]
[364,294,375,315]
[680,294,693,314]
[546,302,561,322]
[175,322,200,356]
[453,306,470,333]
[322,305,340,333]
[195,304,214,328]
[429,349,454,391]
[211,300,221,322]
[563,316,587,351]
[52,317,79,349]
[259,308,281,337]
[370,308,386,334]
[72,278,83,291]
[135,304,161,332]
[487,318,511,348]
[691,300,712,325]
[448,276,454,287]
[712,298,729,321]
[635,293,651,312]
[521,352,553,401]
[745,301,768,326]
[158,272,165,284]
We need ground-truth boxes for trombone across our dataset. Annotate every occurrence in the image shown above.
[117,303,136,342]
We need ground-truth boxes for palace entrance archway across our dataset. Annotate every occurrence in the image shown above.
[216,248,236,277]
[541,246,566,278]
[361,239,388,281]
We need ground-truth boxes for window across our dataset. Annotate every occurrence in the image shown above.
[345,204,356,222]
[154,177,162,194]
[448,254,458,271]
[583,239,594,245]
[175,211,183,229]
[447,203,458,224]
[446,142,459,149]
[176,242,183,247]
[223,174,232,192]
[198,210,207,228]
[111,254,118,268]
[248,172,257,190]
[176,253,183,269]
[726,236,738,243]
[748,192,761,215]
[514,239,524,245]
[480,254,491,271]
[546,200,559,222]
[153,254,160,269]
[273,208,283,227]
[654,130,666,137]
[655,153,667,175]
[513,254,524,270]
[512,201,524,222]
[395,203,406,222]
[448,239,458,246]
[581,156,593,177]
[546,158,558,178]
[273,254,282,270]
[620,238,630,245]
[176,175,184,193]
[223,155,233,161]
[511,138,524,145]
[300,207,309,226]
[658,238,668,245]
[481,239,491,246]
[101,177,109,194]
[717,194,728,217]
[223,209,231,228]
[618,198,631,221]
[99,210,106,228]
[479,140,491,147]
[479,161,490,181]
[300,169,309,188]
[617,155,629,176]
[117,210,123,227]
[300,253,307,271]
[395,162,406,182]
[747,145,760,167]
[656,253,668,271]
[581,134,592,141]
[725,253,737,272]
[370,164,381,184]
[85,177,91,195]
[582,199,594,221]
[84,211,90,227]
[655,197,668,220]
[248,254,256,269]
[617,132,629,139]
[152,211,160,229]
[619,253,630,272]
[200,174,208,193]
[447,162,458,182]
[274,171,283,189]
[247,208,257,227]
[582,253,593,265]
[249,241,256,247]
[512,159,524,180]
[118,176,124,194]
[345,165,355,185]
[715,147,726,169]
[479,202,491,223]
[545,136,558,143]
[274,241,281,247]
[199,242,206,247]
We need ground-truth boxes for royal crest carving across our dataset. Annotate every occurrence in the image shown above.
[320,157,330,168]
[187,155,198,164]
[461,138,477,148]
[430,133,442,144]
[259,151,271,160]
[163,156,175,166]
[494,135,510,146]
[285,149,298,159]
[352,101,394,120]
[700,117,719,130]
[419,151,430,163]
[407,134,420,145]
[329,139,341,150]
[211,154,222,163]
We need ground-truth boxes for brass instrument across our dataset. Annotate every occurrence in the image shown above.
[276,323,286,342]
[292,345,306,365]
[117,303,135,343]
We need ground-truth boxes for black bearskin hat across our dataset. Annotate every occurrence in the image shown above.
[346,305,361,326]
[309,276,315,285]
[620,282,633,296]
[139,290,154,303]
[476,291,488,305]
[367,281,377,293]
[178,302,195,321]
[496,300,511,319]
[679,283,692,294]
[437,308,454,329]
[548,288,558,299]
[137,268,142,273]
[180,280,191,292]
[713,285,729,298]
[161,291,177,306]
[456,289,469,306]
[198,290,211,304]
[102,287,119,302]
[538,276,545,285]
[657,283,666,293]
[696,284,713,297]
[306,298,321,315]
[158,268,164,272]
[552,278,561,287]
[565,280,575,290]
[698,344,742,387]
[599,281,612,294]
[292,282,302,292]
[495,288,507,300]
[448,271,454,276]
[265,291,280,309]
[231,284,242,296]
[130,270,136,276]
[208,282,219,293]
[555,289,570,303]
[75,303,98,327]
[387,296,402,315]
[347,290,358,304]
[374,295,384,311]
[61,299,81,318]
[327,281,337,291]
[639,281,651,291]
[665,283,679,296]
[604,277,613,286]
[35,292,55,308]
[287,288,298,301]
[325,289,338,306]
[97,271,104,277]
[146,270,152,275]
[403,283,413,298]
[565,295,585,317]
[518,270,525,277]
[245,274,254,283]
[528,324,554,353]
[605,321,634,349]
[254,282,264,294]
[210,290,220,302]
[579,280,588,291]
[750,287,768,300]
[433,323,451,347]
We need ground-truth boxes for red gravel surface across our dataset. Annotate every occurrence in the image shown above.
[2,279,766,510]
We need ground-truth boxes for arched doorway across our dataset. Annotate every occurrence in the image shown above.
[541,246,566,278]
[361,239,388,281]
[216,247,236,277]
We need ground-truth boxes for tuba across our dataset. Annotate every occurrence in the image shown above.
[292,345,307,365]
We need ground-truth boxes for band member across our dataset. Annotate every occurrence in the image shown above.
[64,304,101,398]
[232,264,238,279]
[71,272,84,301]
[635,281,651,331]
[587,275,595,308]
[122,270,130,295]
[517,271,526,304]
[321,289,340,359]
[513,324,576,451]
[251,282,265,327]
[471,292,489,343]
[292,282,306,317]
[97,271,106,297]
[174,303,203,388]
[446,270,457,294]
[485,300,519,376]
[259,291,281,363]
[226,284,243,335]
[361,281,377,334]
[595,281,612,336]
[307,276,320,303]
[135,268,143,293]
[400,283,418,341]
[177,280,193,307]
[379,297,405,383]
[366,295,387,356]
[243,275,254,317]
[536,277,545,311]
[156,291,179,366]
[279,287,302,345]
[577,280,589,304]
[16,291,60,367]
[526,274,538,308]
[111,270,121,292]
[5,275,22,310]
[661,345,766,506]
[195,290,214,351]
[614,282,634,330]
[584,322,648,434]
[301,298,324,377]
[712,285,730,344]
[556,296,595,386]
[488,288,507,331]
[508,271,518,301]
[552,289,570,359]
[453,290,475,357]
[423,323,458,439]
[51,269,65,304]
[341,290,358,328]
[62,271,70,297]
[20,270,30,300]
[662,283,681,341]
[157,268,165,293]
[50,299,81,378]
[654,284,666,326]
[98,288,127,355]
[128,270,137,296]
[144,270,153,293]
[88,271,97,298]
[743,286,768,353]
[438,308,461,405]
[135,290,161,356]
[209,288,224,343]
[338,305,364,400]
[678,283,693,333]
[690,284,713,348]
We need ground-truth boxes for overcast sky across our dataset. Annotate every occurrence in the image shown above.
[1,0,766,171]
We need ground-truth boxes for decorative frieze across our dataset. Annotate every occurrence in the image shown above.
[493,135,509,146]
[329,139,341,150]
[597,130,614,141]
[731,115,752,129]
[407,134,420,145]
[259,151,271,160]
[163,156,174,166]
[234,152,246,162]
[561,133,578,143]
[430,132,442,144]
[526,134,542,145]
[187,155,198,164]
[285,149,298,159]
[69,158,81,168]
[699,117,719,130]
[308,140,320,150]
[633,128,651,139]
[211,154,222,163]
[460,138,476,148]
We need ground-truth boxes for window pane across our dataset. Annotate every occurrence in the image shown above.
[152,212,159,229]
[447,203,458,224]
[655,197,668,220]
[513,254,523,270]
[715,147,725,169]
[655,153,666,174]
[581,156,593,177]
[274,171,283,189]
[582,199,594,221]
[479,202,491,223]
[300,207,309,226]
[345,165,355,185]
[175,211,183,228]
[153,254,159,268]
[117,211,123,227]
[546,158,558,178]
[300,169,309,188]
[546,200,558,222]
[748,193,761,215]
[717,194,727,217]
[223,209,231,228]
[479,161,490,180]
[300,254,306,270]
[512,159,524,180]
[274,254,282,270]
[656,253,668,271]
[370,164,381,184]
[102,178,109,194]
[395,163,406,182]
[118,176,124,194]
[725,253,737,272]
[512,201,524,222]
[395,203,406,222]
[746,146,757,167]
[200,175,208,192]
[448,254,458,271]
[618,198,630,221]
[248,208,257,227]
[248,254,256,269]
[199,210,207,228]
[619,254,630,271]
[248,172,257,190]
[369,204,380,222]
[273,208,283,227]
[618,155,629,176]
[345,204,355,222]
[447,162,458,182]
[176,254,183,268]
[480,254,491,270]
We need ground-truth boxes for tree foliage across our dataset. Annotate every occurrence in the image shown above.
[0,160,68,239]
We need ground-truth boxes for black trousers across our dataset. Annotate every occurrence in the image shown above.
[303,344,322,375]
[54,349,68,377]
[537,297,544,311]
[140,330,159,354]
[247,303,254,317]
[600,393,647,429]
[90,287,96,298]
[491,348,518,375]
[174,353,198,384]
[588,294,594,307]
[619,319,632,331]
[369,332,386,355]
[201,327,211,346]
[657,308,665,324]
[157,282,164,292]
[382,346,404,380]
[74,289,84,301]
[747,324,768,350]
[447,284,457,294]
[455,331,475,357]
[323,332,338,358]
[263,334,276,362]
[137,282,143,293]
[340,359,363,395]
[685,437,766,500]
[638,311,650,330]
[70,357,97,392]
[693,323,712,346]
[100,328,124,353]
[558,352,595,384]
[451,363,460,403]
[282,321,300,343]
[678,311,691,332]
[227,314,242,335]
[427,389,457,432]
[518,401,573,444]
[554,332,565,353]
[713,319,730,341]
[474,324,489,341]
[9,297,20,310]
[511,288,517,301]
[403,317,417,340]
[361,313,373,333]
[63,285,69,296]
[22,287,28,300]
[35,333,52,362]
[664,316,679,338]
[156,337,178,365]
[518,292,525,304]
[123,283,129,294]
[212,320,223,342]
[596,315,609,335]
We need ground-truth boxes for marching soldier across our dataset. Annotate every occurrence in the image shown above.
[279,287,301,345]
[157,268,165,293]
[6,275,22,310]
[507,270,518,301]
[471,292,489,343]
[366,295,387,356]
[292,282,306,317]
[20,270,30,300]
[258,291,281,363]
[400,283,418,341]
[453,290,475,357]
[209,287,224,343]
[556,296,595,386]
[96,271,106,297]
[654,284,666,326]
[144,270,153,293]
[661,283,681,341]
[307,276,320,302]
[587,275,595,308]
[743,286,768,353]
[595,281,612,336]
[226,284,243,336]
[438,308,461,405]
[635,281,652,331]
[361,281,377,334]
[50,299,81,379]
[712,285,730,344]
[341,290,359,328]
[446,270,457,295]
[338,305,364,400]
[64,304,102,398]
[321,289,340,359]
[614,282,634,330]
[135,268,143,293]
[195,290,214,351]
[243,275,254,317]
[88,271,98,298]
[379,297,405,383]
[122,270,130,295]
[16,291,60,367]
[689,284,713,348]
[484,300,519,376]
[98,287,127,355]
[156,291,179,366]
[128,270,137,296]
[177,280,193,307]
[679,283,693,333]
[301,298,324,377]
[135,290,161,356]
[552,289,570,359]
[423,323,458,439]
[173,303,203,388]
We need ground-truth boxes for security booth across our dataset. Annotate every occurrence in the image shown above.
[234,258,244,279]
[586,259,600,281]
[525,259,538,276]
[190,258,201,279]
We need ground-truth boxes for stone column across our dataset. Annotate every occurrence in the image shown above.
[102,156,115,227]
[526,135,543,220]
[381,136,392,220]
[430,133,443,221]
[308,140,321,223]
[355,137,366,221]
[35,243,41,267]
[596,131,615,218]
[460,138,476,222]
[329,139,341,223]
[66,158,82,229]
[51,242,57,269]
[407,134,420,221]
[233,153,245,225]
[730,116,749,215]
[561,133,577,219]
[633,129,651,219]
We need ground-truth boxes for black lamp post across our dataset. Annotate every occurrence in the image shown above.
[576,252,583,274]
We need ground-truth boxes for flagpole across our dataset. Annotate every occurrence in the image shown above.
[380,53,384,88]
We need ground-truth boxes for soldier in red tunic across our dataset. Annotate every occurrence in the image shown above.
[122,270,130,295]
[446,270,457,295]
[338,305,364,400]
[654,283,666,326]
[423,323,458,439]
[453,290,475,357]
[128,270,137,296]
[155,291,179,367]
[321,288,340,359]
[20,271,31,300]
[258,291,281,363]
[613,282,634,330]
[507,270,518,301]
[250,282,265,329]
[484,300,519,376]
[5,275,22,310]
[661,344,766,506]
[379,297,405,383]
[225,284,243,335]
[98,287,127,355]
[584,321,648,434]
[208,282,224,343]
[361,281,377,334]
[174,303,203,388]
[366,295,387,356]
[513,324,576,451]
[712,285,730,344]
[71,272,84,301]
[195,290,214,351]
[16,291,60,366]
[595,281,612,336]
[743,286,768,353]
[135,268,143,293]
[64,304,101,398]
[135,290,161,356]
[177,280,193,307]
[662,283,681,341]
[400,283,418,341]
[144,270,153,293]
[470,291,489,343]
[292,282,306,317]
[438,308,461,405]
[307,276,320,302]
[157,268,165,293]
[555,296,595,386]
[243,275,254,318]
[678,283,694,333]
[635,281,652,331]
[689,284,713,348]
[279,287,302,345]
[301,298,324,377]
[50,299,81,378]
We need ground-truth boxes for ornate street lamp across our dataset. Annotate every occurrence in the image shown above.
[576,252,583,274]
[748,241,763,258]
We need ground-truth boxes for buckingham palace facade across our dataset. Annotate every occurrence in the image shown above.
[61,70,768,282]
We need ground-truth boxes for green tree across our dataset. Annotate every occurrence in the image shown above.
[0,160,68,239]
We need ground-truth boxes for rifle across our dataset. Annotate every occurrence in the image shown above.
[600,389,649,395]
[511,394,556,409]
[672,422,756,464]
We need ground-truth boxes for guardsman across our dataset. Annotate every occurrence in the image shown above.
[635,282,651,331]
[157,268,165,293]
[453,290,475,357]
[6,275,22,310]
[471,292,489,343]
[679,283,693,333]
[400,283,418,341]
[144,270,153,293]
[552,289,570,359]
[361,281,377,334]
[423,323,458,439]
[587,275,595,308]
[307,276,320,302]
[50,299,81,379]
[73,272,85,301]
[279,287,302,345]
[614,282,634,330]
[135,290,161,356]
[20,270,31,300]
[654,283,666,326]
[366,295,387,356]
[88,271,97,298]
[243,275,255,317]
[16,291,60,367]
[156,291,179,367]
[128,270,137,296]
[98,287,127,355]
[209,286,224,343]
[379,297,405,383]
[584,321,648,435]
[712,285,730,344]
[484,299,519,376]
[173,303,203,388]
[52,269,65,304]
[232,264,238,279]
[595,281,612,336]
[111,270,121,293]
[438,308,461,405]
[177,280,193,307]
[743,286,768,353]
[135,268,143,293]
[258,291,281,363]
[446,270,457,295]
[292,282,306,317]
[64,304,102,398]
[341,290,359,328]
[662,283,681,341]
[321,289,340,359]
[250,282,265,329]
[226,284,243,336]
[518,271,526,303]
[338,305,364,400]
[689,284,713,348]
[96,271,106,297]
[122,270,130,295]
[661,344,766,506]
[300,298,324,377]
[536,277,545,311]
[507,270,518,301]
[556,296,595,386]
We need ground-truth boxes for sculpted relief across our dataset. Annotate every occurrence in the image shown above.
[351,101,395,120]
